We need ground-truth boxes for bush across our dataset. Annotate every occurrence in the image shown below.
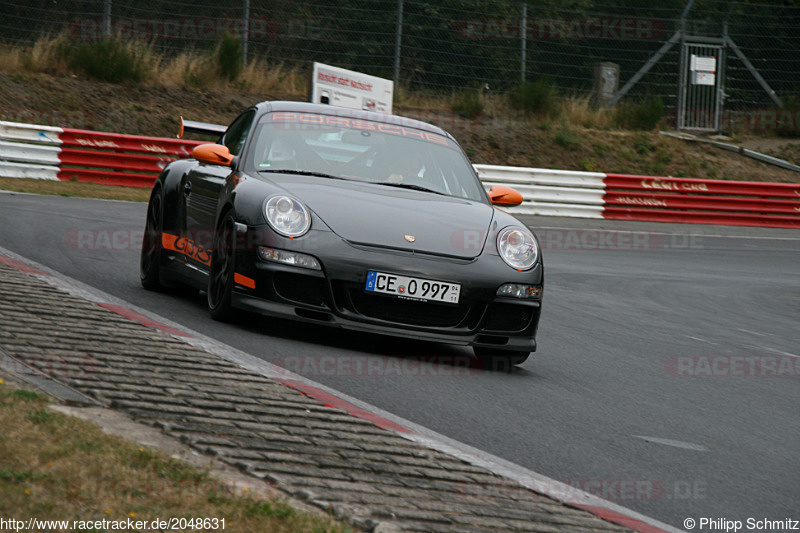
[633,133,655,155]
[68,38,150,84]
[509,78,559,117]
[614,96,664,130]
[450,89,484,118]
[22,33,72,74]
[216,33,243,81]
[554,118,578,149]
[774,94,800,138]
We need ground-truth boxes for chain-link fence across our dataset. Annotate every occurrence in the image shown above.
[1,1,798,117]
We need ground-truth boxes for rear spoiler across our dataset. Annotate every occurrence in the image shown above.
[178,117,227,139]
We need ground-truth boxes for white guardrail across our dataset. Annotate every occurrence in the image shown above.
[0,121,63,180]
[475,164,606,219]
[2,120,798,228]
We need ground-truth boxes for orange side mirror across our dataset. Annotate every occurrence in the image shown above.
[192,143,234,167]
[488,185,523,207]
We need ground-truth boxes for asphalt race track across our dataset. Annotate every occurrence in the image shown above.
[1,191,797,530]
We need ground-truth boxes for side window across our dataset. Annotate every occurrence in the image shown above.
[221,110,255,156]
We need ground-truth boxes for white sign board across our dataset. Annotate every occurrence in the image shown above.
[689,55,717,86]
[693,71,716,86]
[311,62,394,114]
[690,55,716,73]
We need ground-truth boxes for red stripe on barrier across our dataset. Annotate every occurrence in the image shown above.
[59,148,174,173]
[51,129,203,188]
[605,173,800,198]
[61,129,203,157]
[605,192,800,215]
[602,172,800,228]
[604,206,800,229]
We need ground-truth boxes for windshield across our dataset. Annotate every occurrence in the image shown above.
[246,111,487,202]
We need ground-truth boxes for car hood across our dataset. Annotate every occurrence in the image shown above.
[267,175,495,259]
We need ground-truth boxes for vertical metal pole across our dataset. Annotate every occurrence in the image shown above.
[688,48,693,129]
[243,0,250,67]
[677,43,688,129]
[718,6,733,132]
[695,47,701,129]
[715,45,725,131]
[699,47,704,128]
[703,48,709,128]
[102,0,112,37]
[393,0,404,88]
[676,0,694,130]
[521,3,527,82]
[706,46,712,129]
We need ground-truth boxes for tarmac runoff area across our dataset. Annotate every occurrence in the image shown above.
[0,248,677,533]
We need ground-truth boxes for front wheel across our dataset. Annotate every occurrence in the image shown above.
[473,346,530,371]
[208,211,236,321]
[140,185,164,291]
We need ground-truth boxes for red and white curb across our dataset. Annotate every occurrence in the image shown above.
[0,246,682,533]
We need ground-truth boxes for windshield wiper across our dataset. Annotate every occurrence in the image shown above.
[374,182,445,195]
[258,169,348,180]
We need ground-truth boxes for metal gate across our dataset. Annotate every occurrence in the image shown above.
[678,42,725,131]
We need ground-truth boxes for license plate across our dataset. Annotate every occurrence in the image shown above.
[365,271,461,304]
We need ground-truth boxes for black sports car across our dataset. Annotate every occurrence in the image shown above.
[140,101,543,366]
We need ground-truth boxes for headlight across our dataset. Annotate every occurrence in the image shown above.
[265,195,311,238]
[497,227,538,270]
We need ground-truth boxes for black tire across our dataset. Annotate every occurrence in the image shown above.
[473,346,530,371]
[140,185,165,291]
[208,210,236,321]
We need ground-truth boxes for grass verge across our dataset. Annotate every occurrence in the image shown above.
[0,380,350,532]
[0,178,150,202]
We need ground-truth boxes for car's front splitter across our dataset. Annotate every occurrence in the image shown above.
[230,290,538,352]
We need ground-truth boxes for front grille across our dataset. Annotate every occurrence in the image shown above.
[483,302,534,332]
[337,283,471,328]
[273,272,325,306]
